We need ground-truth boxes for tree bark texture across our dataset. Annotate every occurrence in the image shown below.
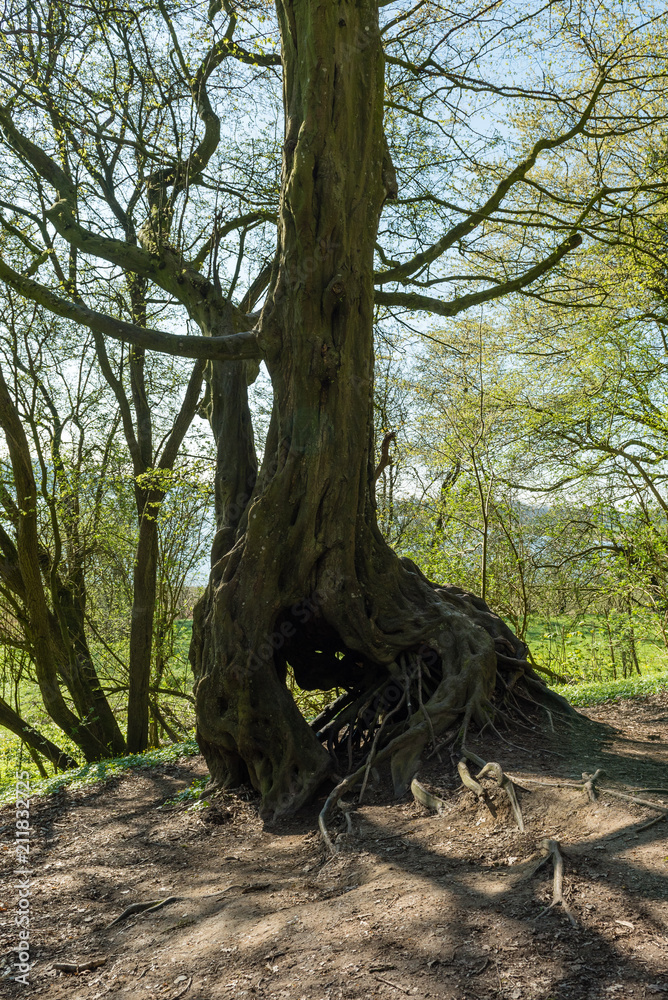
[126,511,160,752]
[189,1,540,818]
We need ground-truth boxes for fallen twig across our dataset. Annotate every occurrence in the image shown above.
[52,957,107,973]
[536,838,577,927]
[373,974,411,994]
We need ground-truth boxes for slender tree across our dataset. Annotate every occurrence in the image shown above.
[0,301,128,759]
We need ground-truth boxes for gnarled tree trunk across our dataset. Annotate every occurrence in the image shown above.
[191,0,567,819]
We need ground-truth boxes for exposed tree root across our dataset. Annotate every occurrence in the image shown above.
[52,958,107,974]
[536,839,577,927]
[599,788,668,817]
[582,768,605,801]
[476,761,525,832]
[319,772,365,854]
[517,774,668,818]
[635,812,667,832]
[457,760,484,799]
[358,679,408,804]
[410,776,448,814]
[456,752,524,830]
[310,604,571,816]
[107,896,180,928]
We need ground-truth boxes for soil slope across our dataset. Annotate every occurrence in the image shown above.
[1,694,667,999]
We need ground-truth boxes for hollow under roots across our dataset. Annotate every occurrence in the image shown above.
[193,562,576,821]
[299,582,573,798]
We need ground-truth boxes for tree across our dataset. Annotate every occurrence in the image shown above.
[1,0,668,815]
[0,297,127,760]
[398,316,539,640]
[0,289,210,763]
[501,282,668,664]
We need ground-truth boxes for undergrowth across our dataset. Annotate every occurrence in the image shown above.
[552,670,668,705]
[0,733,200,805]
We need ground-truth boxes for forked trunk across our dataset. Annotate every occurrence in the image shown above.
[191,0,562,818]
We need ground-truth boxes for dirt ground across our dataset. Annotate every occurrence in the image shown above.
[1,694,667,1000]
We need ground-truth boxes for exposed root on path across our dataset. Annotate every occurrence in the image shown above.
[410,776,448,814]
[107,896,180,927]
[516,772,668,829]
[476,761,525,832]
[457,748,525,830]
[582,768,606,801]
[636,812,667,832]
[457,760,484,800]
[536,839,577,927]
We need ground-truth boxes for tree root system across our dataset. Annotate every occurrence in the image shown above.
[536,839,577,927]
[307,580,578,827]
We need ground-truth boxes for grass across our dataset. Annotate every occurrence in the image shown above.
[551,670,668,706]
[526,612,668,683]
[0,733,200,806]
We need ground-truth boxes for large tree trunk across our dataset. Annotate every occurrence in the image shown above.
[191,0,564,819]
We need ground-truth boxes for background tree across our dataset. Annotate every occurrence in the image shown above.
[399,315,538,639]
[0,288,212,764]
[0,297,126,760]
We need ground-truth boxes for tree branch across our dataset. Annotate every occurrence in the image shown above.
[374,74,605,288]
[375,234,582,317]
[0,257,263,361]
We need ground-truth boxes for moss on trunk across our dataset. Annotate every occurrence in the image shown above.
[190,0,567,819]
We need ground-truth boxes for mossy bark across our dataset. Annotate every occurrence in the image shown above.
[191,0,557,818]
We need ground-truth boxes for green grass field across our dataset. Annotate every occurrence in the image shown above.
[525,612,668,681]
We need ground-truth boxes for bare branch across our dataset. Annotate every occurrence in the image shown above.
[375,234,582,317]
[0,257,263,362]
